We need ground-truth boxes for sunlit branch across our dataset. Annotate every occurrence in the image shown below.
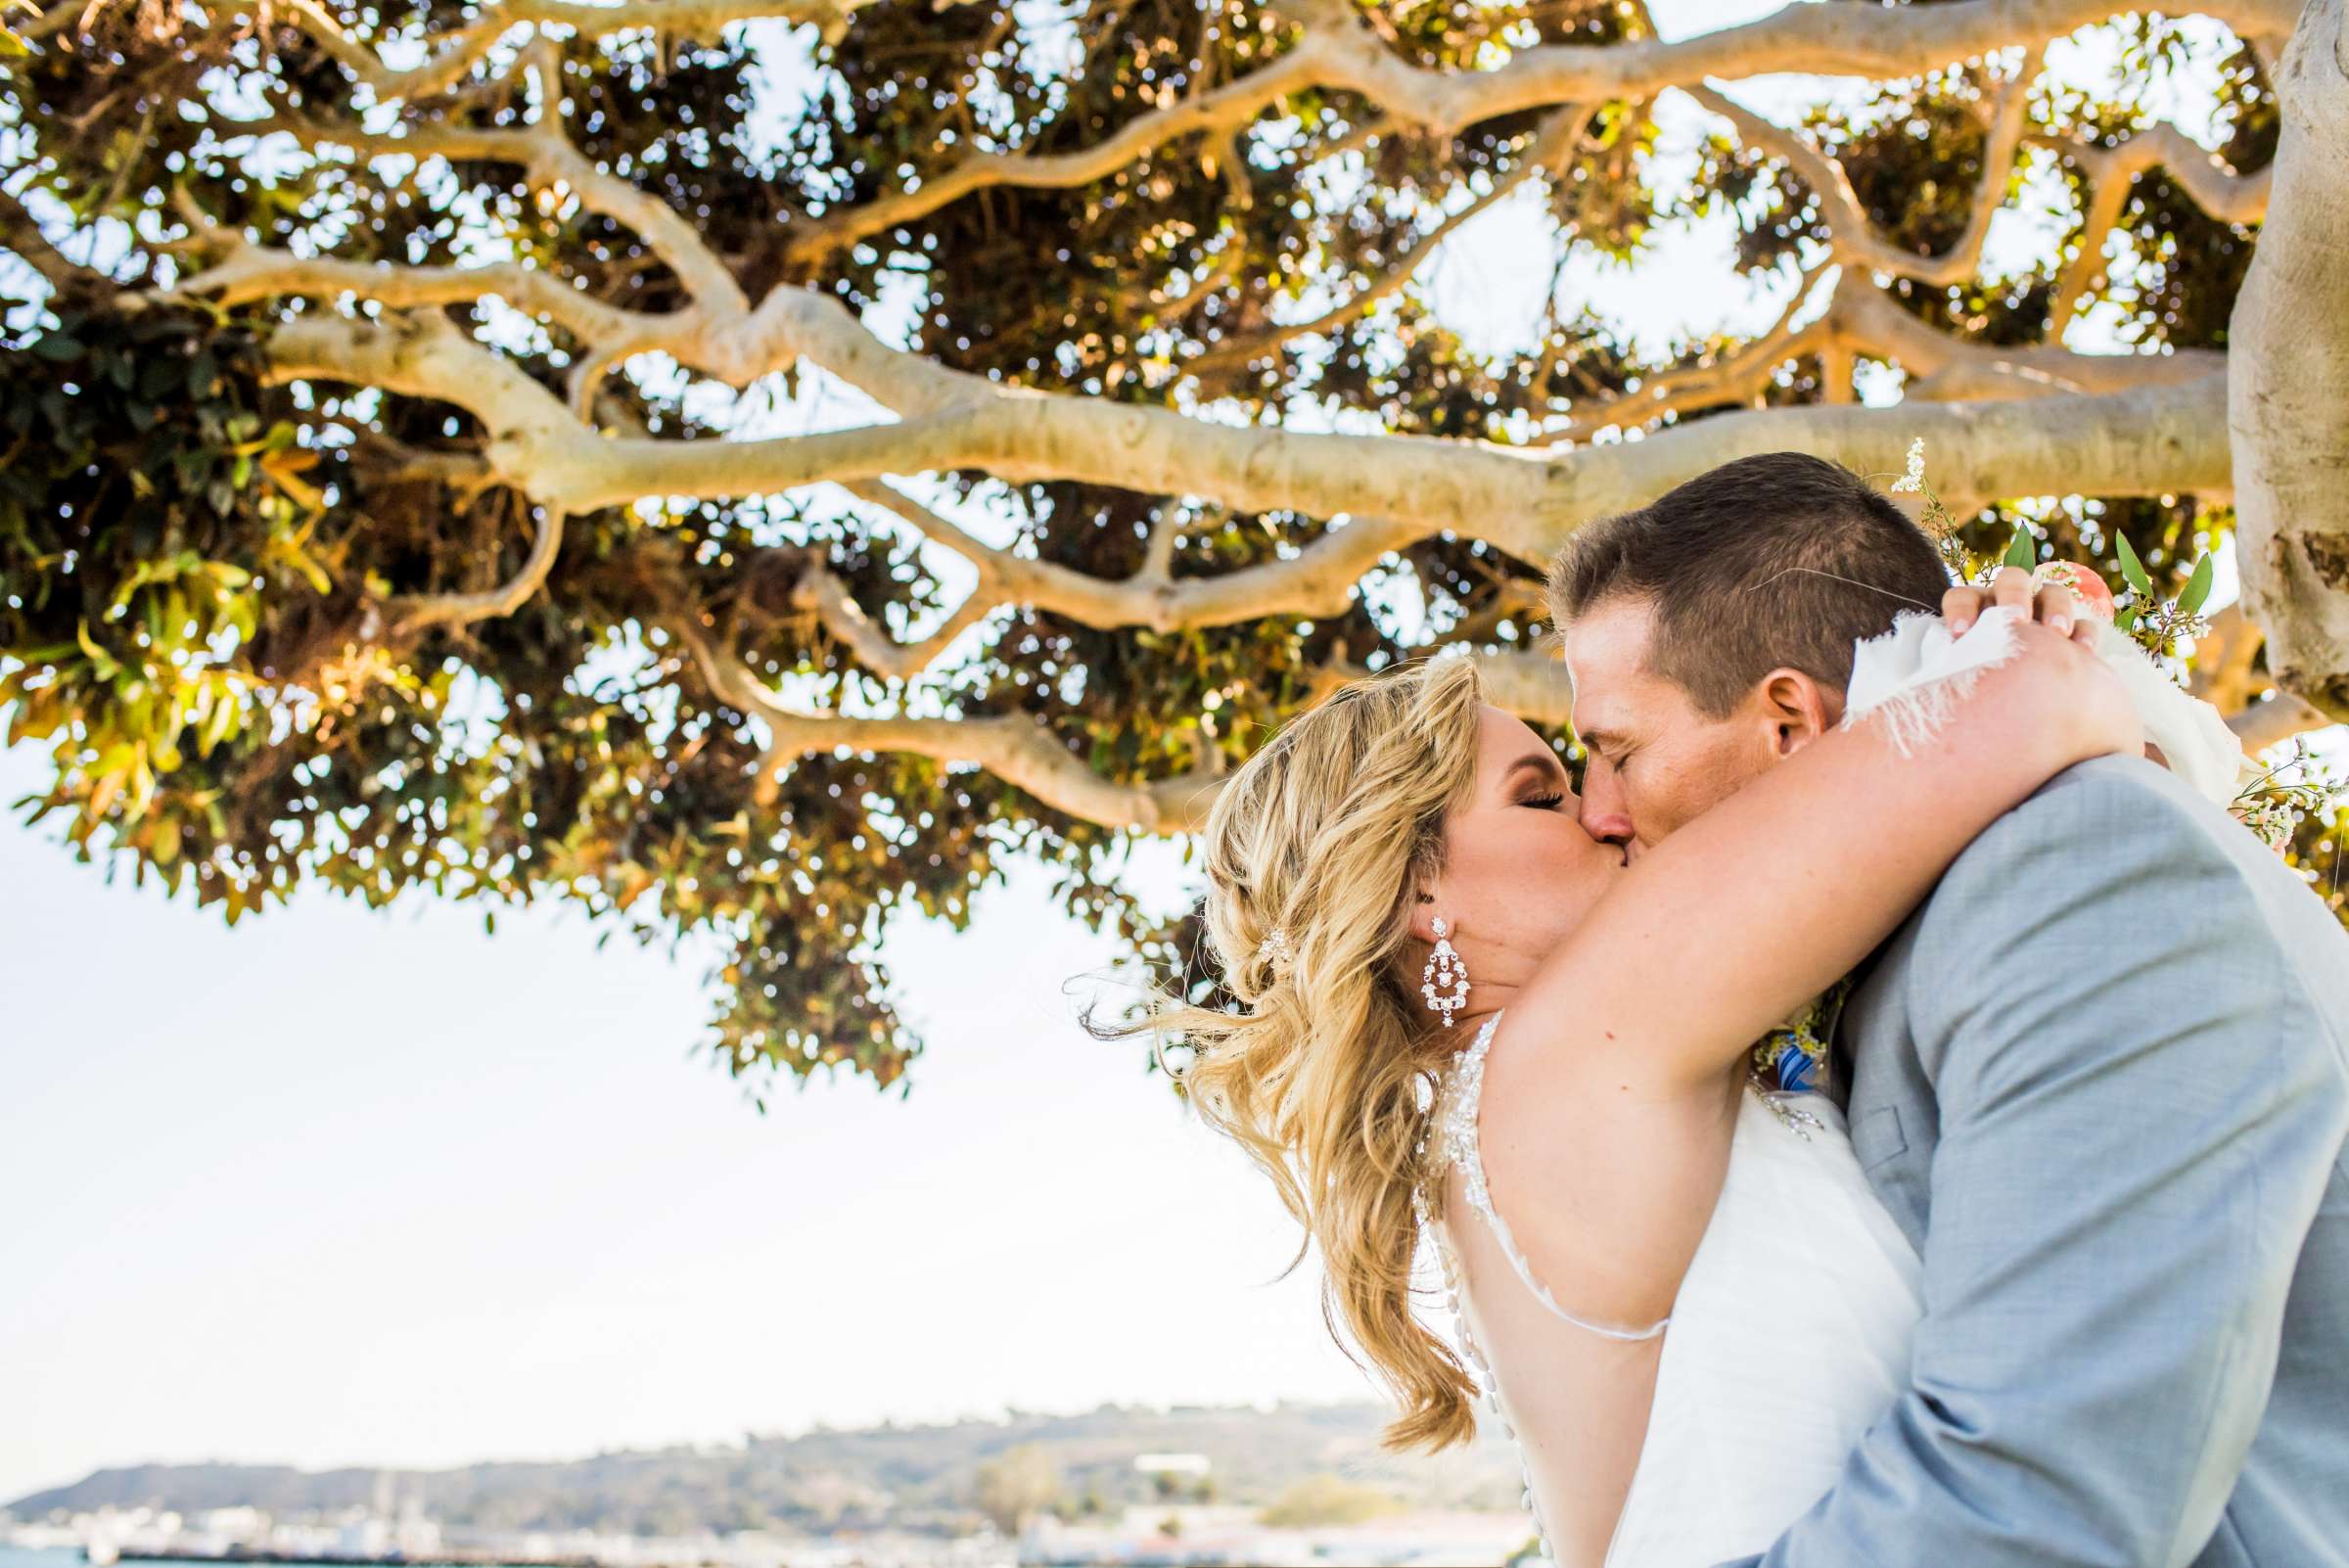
[671,614,1227,833]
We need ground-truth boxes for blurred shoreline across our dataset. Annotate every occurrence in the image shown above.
[0,1406,1538,1567]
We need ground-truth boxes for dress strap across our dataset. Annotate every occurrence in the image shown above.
[1425,1014,1670,1344]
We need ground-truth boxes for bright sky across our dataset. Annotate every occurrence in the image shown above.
[0,739,1370,1500]
[0,0,2288,1506]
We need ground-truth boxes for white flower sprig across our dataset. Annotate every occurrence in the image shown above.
[1889,437,1928,496]
[2233,738,2348,854]
[1888,438,1972,579]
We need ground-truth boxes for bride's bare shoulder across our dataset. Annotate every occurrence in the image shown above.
[1469,1013,1737,1330]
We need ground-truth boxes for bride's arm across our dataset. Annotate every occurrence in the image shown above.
[1458,617,2139,1340]
[1510,615,2140,1094]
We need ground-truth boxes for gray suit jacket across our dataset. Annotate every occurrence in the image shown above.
[1724,755,2349,1567]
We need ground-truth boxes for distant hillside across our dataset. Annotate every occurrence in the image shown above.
[9,1403,1526,1537]
[12,1464,386,1518]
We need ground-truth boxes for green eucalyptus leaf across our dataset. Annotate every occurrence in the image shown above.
[2114,532,2155,597]
[2179,554,2217,617]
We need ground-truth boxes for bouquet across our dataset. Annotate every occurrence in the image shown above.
[1889,439,2342,853]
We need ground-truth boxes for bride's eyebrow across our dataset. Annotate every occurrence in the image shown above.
[1503,754,1565,789]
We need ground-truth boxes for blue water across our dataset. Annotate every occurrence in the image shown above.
[3,1550,545,1568]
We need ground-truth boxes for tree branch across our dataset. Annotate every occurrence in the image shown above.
[671,613,1227,833]
[1282,0,2300,136]
[260,298,2234,576]
[847,482,1422,636]
[790,558,997,683]
[2043,122,2273,337]
[2228,690,2336,751]
[382,503,567,635]
[1555,258,1835,438]
[1686,50,2037,291]
[270,0,896,103]
[779,36,1338,269]
[2193,606,2338,751]
[1464,647,1573,728]
[767,0,2292,279]
[1832,284,2224,399]
[172,246,652,349]
[248,45,748,316]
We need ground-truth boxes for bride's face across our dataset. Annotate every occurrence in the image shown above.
[1417,705,1627,1003]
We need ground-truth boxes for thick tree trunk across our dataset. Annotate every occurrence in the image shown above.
[2232,0,2349,720]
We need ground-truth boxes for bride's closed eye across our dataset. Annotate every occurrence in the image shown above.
[1520,792,1568,810]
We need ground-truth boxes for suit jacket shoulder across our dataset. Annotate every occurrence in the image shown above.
[1839,753,2349,1240]
[1906,753,2349,1073]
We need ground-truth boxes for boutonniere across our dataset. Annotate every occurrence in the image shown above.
[1751,976,1854,1094]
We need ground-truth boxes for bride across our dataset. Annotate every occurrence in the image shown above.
[1137,595,2140,1565]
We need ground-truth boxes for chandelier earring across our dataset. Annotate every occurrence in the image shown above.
[1421,915,1469,1027]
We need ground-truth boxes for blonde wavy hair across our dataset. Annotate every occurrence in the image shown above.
[1139,654,1491,1452]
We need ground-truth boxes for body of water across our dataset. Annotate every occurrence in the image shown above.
[4,1550,566,1568]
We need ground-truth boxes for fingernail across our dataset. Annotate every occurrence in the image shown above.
[2053,615,2072,634]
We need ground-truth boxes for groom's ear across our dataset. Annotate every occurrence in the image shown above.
[1756,669,1838,759]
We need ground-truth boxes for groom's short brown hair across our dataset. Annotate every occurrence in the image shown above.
[1545,451,1954,717]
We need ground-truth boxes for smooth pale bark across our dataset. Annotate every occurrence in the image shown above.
[2232,0,2349,720]
[265,308,2234,570]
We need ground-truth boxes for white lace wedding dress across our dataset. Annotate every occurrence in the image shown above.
[1421,1014,1924,1566]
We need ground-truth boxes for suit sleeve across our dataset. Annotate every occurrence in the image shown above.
[1719,760,2345,1568]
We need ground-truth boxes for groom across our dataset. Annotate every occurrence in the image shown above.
[1547,452,2349,1568]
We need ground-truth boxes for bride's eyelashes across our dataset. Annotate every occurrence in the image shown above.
[1521,792,1568,810]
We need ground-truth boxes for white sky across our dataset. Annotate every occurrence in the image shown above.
[1,738,1368,1500]
[0,0,2302,1505]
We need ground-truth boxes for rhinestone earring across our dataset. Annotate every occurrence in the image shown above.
[1421,915,1468,1027]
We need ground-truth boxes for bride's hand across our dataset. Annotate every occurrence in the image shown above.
[1949,567,2173,771]
[1943,566,2099,643]
[2002,617,2143,766]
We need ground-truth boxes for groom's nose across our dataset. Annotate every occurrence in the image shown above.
[1578,774,1636,848]
[1583,807,1635,848]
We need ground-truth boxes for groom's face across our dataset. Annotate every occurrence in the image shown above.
[1561,596,1786,856]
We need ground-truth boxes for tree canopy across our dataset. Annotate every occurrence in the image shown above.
[1,0,2343,1092]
